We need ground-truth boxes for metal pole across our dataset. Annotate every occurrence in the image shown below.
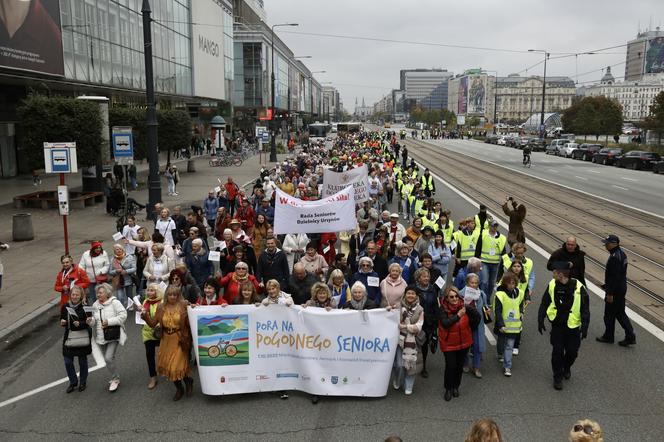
[493,75,498,133]
[61,173,69,254]
[270,25,277,162]
[540,52,548,129]
[142,0,160,218]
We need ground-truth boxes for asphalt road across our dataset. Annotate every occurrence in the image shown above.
[417,136,664,217]
[1,147,663,442]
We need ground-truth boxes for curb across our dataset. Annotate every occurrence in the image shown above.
[0,295,60,343]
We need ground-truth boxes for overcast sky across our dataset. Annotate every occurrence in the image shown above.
[265,0,662,112]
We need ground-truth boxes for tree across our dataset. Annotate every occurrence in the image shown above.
[642,91,664,145]
[17,95,103,171]
[561,96,622,139]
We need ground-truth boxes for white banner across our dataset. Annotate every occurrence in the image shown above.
[322,165,370,203]
[188,305,399,397]
[273,186,356,234]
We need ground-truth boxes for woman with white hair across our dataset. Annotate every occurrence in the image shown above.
[86,283,127,392]
[350,256,381,305]
[108,243,136,307]
[344,281,378,310]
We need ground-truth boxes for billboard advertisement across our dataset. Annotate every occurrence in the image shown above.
[457,76,468,114]
[0,0,64,76]
[645,37,664,74]
[467,75,487,116]
[191,0,226,100]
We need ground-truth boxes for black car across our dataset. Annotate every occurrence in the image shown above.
[653,161,664,174]
[527,138,547,152]
[592,148,623,165]
[614,151,662,170]
[571,144,602,161]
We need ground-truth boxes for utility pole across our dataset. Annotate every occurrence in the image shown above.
[142,0,160,219]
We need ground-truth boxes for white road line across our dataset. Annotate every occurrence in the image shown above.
[574,176,588,181]
[589,170,601,174]
[0,341,105,410]
[485,325,497,346]
[547,169,556,172]
[413,158,664,344]
[622,177,638,182]
[612,185,629,191]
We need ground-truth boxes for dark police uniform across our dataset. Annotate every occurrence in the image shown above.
[538,264,590,390]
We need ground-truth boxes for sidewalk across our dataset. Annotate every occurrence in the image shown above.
[0,150,286,341]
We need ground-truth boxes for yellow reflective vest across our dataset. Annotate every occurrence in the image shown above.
[496,289,525,333]
[502,254,533,282]
[546,279,583,329]
[421,174,434,191]
[480,232,507,264]
[457,229,480,261]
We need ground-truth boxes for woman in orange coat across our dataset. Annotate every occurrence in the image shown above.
[54,254,90,307]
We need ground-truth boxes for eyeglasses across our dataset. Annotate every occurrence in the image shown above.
[360,264,372,267]
[573,425,594,435]
[447,294,459,300]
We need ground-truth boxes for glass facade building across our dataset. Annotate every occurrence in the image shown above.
[60,0,192,96]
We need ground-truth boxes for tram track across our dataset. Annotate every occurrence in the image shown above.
[404,139,664,310]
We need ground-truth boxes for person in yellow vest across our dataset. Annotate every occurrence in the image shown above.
[493,272,526,377]
[436,212,455,246]
[453,218,480,277]
[479,220,508,303]
[401,179,415,220]
[500,243,535,355]
[537,262,589,390]
[420,168,436,197]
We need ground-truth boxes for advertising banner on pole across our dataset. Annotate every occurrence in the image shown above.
[321,164,370,203]
[188,305,399,397]
[273,186,356,234]
[191,0,226,100]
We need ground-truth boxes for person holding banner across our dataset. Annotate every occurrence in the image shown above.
[305,283,337,310]
[218,262,260,304]
[235,280,263,305]
[196,278,225,306]
[344,282,378,310]
[142,286,194,401]
[351,257,382,305]
[261,280,293,306]
[392,285,424,395]
[328,269,351,308]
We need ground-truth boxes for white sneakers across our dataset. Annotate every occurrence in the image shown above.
[404,388,413,395]
[504,368,512,377]
[512,348,519,355]
[109,379,120,392]
[393,379,400,390]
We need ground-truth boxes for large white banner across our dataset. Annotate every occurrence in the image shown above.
[191,0,226,100]
[188,305,399,397]
[273,186,356,234]
[322,165,370,203]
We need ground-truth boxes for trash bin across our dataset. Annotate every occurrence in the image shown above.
[13,213,34,241]
[187,159,196,173]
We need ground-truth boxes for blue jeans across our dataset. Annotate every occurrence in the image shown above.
[497,333,516,369]
[480,263,499,303]
[392,346,416,391]
[114,284,133,307]
[64,355,89,386]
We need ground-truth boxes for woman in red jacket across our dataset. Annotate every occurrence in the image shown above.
[438,286,479,401]
[54,254,90,307]
[217,261,260,304]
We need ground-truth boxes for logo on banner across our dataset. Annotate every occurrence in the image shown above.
[197,315,250,366]
[340,173,351,184]
[220,376,226,383]
[331,376,339,385]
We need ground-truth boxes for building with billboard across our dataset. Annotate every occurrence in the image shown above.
[400,69,453,110]
[625,27,664,81]
[447,69,494,123]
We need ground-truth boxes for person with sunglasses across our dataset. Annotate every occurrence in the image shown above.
[569,419,603,442]
[438,286,480,401]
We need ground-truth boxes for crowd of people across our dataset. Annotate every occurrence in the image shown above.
[53,128,633,424]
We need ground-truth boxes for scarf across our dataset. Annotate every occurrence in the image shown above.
[349,296,366,310]
[313,297,332,308]
[399,298,422,371]
[232,272,248,282]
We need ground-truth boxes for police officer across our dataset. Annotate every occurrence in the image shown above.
[596,234,635,347]
[538,262,590,390]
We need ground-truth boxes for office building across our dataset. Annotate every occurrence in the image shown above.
[494,74,576,123]
[400,69,453,110]
[625,27,664,81]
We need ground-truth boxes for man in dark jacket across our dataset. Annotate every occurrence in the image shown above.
[256,237,290,290]
[547,236,586,286]
[538,262,590,390]
[359,241,389,280]
[596,235,635,346]
[288,263,318,305]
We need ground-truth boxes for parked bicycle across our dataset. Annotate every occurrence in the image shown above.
[209,154,243,167]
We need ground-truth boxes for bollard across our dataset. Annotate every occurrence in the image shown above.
[12,213,34,241]
[187,159,196,173]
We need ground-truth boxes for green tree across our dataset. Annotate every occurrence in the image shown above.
[17,95,103,170]
[642,91,664,144]
[158,109,192,157]
[562,96,622,139]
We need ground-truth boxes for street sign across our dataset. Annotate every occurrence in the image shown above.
[44,142,77,173]
[256,126,270,143]
[112,126,134,165]
[457,115,466,126]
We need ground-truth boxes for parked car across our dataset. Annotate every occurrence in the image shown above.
[592,148,623,165]
[571,144,603,161]
[545,139,568,155]
[527,138,547,152]
[560,142,579,158]
[485,134,499,144]
[497,136,508,146]
[652,161,664,174]
[614,151,662,170]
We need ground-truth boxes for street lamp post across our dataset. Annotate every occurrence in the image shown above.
[270,22,298,163]
[142,0,160,219]
[529,49,549,137]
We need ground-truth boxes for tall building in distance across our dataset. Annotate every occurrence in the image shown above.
[400,69,453,110]
[625,27,664,81]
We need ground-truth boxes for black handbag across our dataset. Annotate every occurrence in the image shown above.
[100,305,121,342]
[482,305,493,324]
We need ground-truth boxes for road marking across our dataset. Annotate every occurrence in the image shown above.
[547,169,556,172]
[422,140,664,220]
[412,157,664,344]
[589,170,601,174]
[0,342,105,410]
[574,176,588,181]
[612,185,629,191]
[485,325,496,346]
[622,177,637,182]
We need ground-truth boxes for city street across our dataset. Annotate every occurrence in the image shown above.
[1,158,663,442]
